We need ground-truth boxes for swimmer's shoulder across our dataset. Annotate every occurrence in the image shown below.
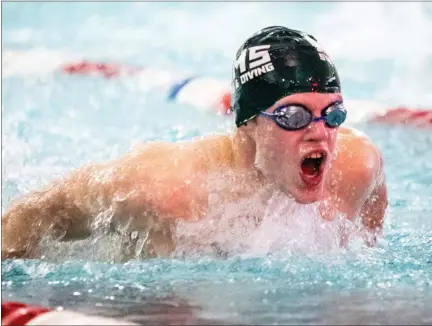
[173,133,235,171]
[337,126,372,142]
[331,127,383,192]
[111,133,233,186]
[108,138,216,220]
[336,126,382,164]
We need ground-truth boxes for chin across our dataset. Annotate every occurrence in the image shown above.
[285,184,324,204]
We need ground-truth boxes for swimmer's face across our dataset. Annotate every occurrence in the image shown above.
[251,92,342,204]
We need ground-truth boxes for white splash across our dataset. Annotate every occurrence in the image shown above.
[174,189,355,259]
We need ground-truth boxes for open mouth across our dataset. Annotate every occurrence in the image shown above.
[300,151,327,185]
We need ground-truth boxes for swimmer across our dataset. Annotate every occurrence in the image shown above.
[2,26,388,260]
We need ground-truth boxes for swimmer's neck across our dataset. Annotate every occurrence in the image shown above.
[229,129,268,185]
[230,129,256,170]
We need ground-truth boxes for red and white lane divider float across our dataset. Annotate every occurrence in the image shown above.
[3,49,431,127]
[1,301,137,325]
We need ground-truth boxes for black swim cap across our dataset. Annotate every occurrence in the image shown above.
[231,26,341,127]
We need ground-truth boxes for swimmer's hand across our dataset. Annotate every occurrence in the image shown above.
[1,166,99,259]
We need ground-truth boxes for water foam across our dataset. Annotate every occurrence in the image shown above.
[174,189,359,259]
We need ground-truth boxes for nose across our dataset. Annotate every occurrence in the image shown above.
[303,119,329,142]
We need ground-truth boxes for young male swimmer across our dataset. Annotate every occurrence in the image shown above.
[2,26,388,260]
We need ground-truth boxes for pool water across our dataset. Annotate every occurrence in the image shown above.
[2,2,432,325]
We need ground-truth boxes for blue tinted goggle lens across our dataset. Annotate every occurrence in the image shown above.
[325,104,347,127]
[266,102,347,131]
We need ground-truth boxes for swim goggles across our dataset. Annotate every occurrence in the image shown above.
[259,101,347,131]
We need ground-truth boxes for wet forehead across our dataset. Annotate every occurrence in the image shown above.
[270,93,343,113]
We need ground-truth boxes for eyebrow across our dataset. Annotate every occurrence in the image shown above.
[274,99,343,112]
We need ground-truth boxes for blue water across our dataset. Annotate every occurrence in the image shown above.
[2,2,432,325]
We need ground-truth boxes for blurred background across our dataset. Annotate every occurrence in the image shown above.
[3,2,432,202]
[3,2,432,103]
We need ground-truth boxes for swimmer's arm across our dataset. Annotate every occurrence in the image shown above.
[1,150,174,260]
[358,154,388,246]
[1,163,117,259]
[2,143,206,260]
